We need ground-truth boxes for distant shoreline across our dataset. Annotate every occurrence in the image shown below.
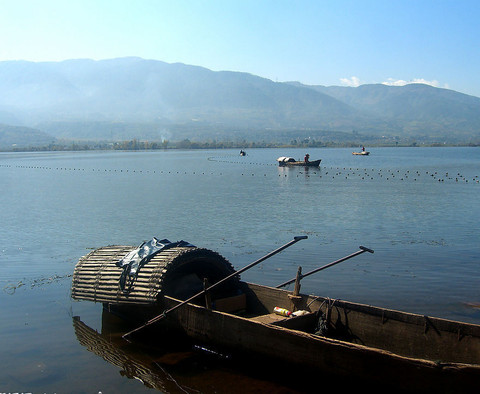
[2,139,478,153]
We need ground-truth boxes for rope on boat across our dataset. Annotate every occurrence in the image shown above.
[309,297,337,337]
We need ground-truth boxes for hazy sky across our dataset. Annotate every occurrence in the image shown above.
[1,0,479,96]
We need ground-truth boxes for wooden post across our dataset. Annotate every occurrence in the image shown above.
[325,299,332,328]
[293,266,302,296]
[203,278,212,309]
[288,266,303,310]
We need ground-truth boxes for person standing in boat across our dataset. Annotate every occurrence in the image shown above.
[304,153,310,163]
[362,146,365,152]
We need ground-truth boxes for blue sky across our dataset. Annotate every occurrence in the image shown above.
[1,0,479,97]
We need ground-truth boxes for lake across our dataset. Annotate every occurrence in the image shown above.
[1,146,479,393]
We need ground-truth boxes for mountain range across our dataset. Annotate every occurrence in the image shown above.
[0,57,479,148]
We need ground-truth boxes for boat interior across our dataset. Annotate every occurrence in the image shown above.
[179,280,480,366]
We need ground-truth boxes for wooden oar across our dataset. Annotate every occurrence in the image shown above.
[276,246,374,288]
[122,235,308,340]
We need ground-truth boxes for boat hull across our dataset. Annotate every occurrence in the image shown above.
[278,159,321,167]
[113,281,480,393]
[352,151,370,155]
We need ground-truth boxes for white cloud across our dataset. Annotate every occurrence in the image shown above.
[339,76,361,87]
[382,78,441,88]
[339,76,450,90]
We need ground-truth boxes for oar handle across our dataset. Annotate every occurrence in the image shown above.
[360,246,374,254]
[276,245,374,288]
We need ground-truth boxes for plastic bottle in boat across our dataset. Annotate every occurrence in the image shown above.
[273,307,292,317]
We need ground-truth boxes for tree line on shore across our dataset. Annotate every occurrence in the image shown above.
[3,137,479,152]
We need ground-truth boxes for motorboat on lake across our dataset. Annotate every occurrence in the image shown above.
[353,146,370,155]
[277,156,321,167]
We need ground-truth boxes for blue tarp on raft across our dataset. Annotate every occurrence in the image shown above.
[116,237,195,291]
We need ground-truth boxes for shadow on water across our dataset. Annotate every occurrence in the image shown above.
[73,309,308,393]
[73,308,408,394]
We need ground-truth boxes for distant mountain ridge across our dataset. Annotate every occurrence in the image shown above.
[0,57,479,147]
[0,124,54,148]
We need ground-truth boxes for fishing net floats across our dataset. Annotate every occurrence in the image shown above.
[1,163,478,184]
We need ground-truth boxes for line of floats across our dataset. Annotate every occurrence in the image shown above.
[1,161,478,184]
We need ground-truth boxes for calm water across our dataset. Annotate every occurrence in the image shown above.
[1,147,479,393]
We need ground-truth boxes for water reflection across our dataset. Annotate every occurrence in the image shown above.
[73,313,183,392]
[73,309,313,393]
[74,305,412,394]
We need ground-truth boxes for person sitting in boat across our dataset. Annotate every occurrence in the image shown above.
[304,153,310,163]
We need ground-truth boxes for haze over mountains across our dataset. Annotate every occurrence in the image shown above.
[0,57,479,148]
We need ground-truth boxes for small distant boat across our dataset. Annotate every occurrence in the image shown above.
[352,151,370,156]
[277,157,321,167]
[240,150,246,156]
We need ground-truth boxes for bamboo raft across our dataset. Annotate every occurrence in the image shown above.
[71,244,238,305]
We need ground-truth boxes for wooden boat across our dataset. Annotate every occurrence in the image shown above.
[352,151,370,156]
[71,241,480,393]
[128,285,480,393]
[277,156,321,167]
